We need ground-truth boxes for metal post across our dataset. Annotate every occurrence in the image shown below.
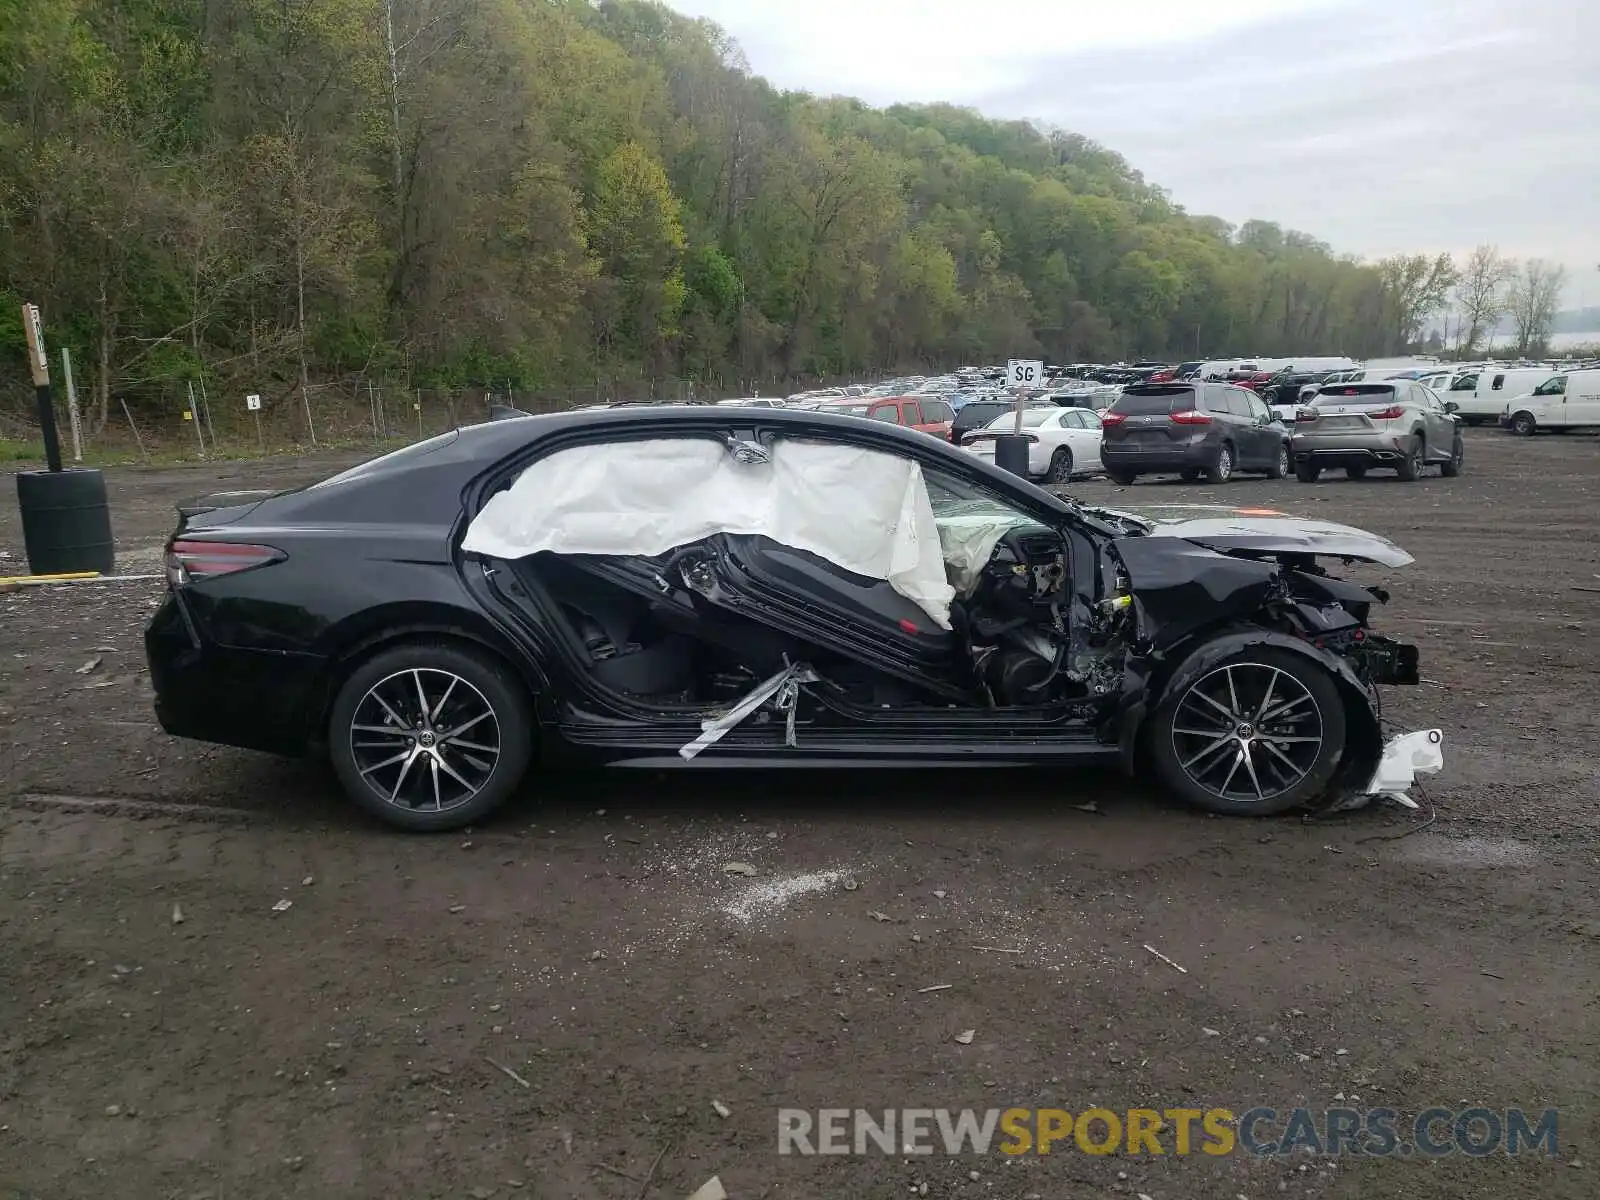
[187,381,207,457]
[368,380,379,439]
[416,388,423,439]
[21,304,62,472]
[61,346,83,462]
[198,375,217,446]
[120,398,149,462]
[254,408,264,452]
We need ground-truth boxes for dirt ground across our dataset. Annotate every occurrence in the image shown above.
[1,430,1597,1200]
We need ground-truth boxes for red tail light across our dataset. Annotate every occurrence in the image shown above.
[1366,405,1405,420]
[1101,412,1128,426]
[1169,409,1212,425]
[166,540,285,584]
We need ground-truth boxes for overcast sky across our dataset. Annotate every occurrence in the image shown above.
[670,0,1599,306]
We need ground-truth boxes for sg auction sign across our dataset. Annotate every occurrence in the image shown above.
[777,1107,1560,1159]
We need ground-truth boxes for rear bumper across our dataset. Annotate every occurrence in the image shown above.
[1291,432,1412,466]
[145,593,324,756]
[1100,441,1212,474]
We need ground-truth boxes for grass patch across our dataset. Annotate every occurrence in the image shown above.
[0,439,45,462]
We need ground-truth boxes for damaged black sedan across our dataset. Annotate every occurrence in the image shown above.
[145,406,1425,831]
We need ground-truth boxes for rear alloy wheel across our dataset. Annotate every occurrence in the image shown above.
[1205,443,1234,484]
[1294,459,1321,483]
[1395,438,1424,481]
[329,642,533,832]
[1267,443,1290,479]
[1510,411,1537,436]
[1047,446,1075,483]
[1150,650,1346,816]
[1440,433,1465,477]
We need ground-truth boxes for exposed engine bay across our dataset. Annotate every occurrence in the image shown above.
[955,524,1128,706]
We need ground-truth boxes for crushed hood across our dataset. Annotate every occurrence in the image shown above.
[1146,517,1414,567]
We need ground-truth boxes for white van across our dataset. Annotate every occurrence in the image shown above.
[1500,370,1600,434]
[1437,367,1558,424]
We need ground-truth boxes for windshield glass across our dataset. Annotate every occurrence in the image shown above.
[1111,390,1186,415]
[984,408,1053,429]
[1313,385,1397,406]
[306,430,461,489]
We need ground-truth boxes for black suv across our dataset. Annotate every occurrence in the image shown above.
[1100,382,1291,484]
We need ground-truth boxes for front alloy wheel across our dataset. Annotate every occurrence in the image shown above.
[1268,444,1290,479]
[1151,650,1346,816]
[1047,446,1075,483]
[330,642,533,831]
[1440,434,1464,477]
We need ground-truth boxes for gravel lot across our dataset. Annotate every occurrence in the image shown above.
[2,429,1597,1200]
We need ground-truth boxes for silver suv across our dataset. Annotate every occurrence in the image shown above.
[1290,381,1464,482]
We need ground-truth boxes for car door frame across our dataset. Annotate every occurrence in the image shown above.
[1415,385,1456,456]
[1243,390,1283,465]
[1217,385,1260,468]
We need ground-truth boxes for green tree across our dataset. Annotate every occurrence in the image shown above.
[587,140,687,369]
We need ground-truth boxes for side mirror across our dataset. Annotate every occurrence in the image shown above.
[1443,401,1460,413]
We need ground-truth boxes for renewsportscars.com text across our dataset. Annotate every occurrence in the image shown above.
[777,1107,1559,1158]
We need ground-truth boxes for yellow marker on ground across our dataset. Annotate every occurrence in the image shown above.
[0,571,103,586]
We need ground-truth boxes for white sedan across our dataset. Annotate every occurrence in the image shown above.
[960,406,1104,482]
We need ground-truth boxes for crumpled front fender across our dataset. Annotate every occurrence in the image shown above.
[1114,626,1383,804]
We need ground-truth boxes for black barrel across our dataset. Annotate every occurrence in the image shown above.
[992,433,1032,478]
[16,468,116,576]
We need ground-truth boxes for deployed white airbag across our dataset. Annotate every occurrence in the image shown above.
[461,436,956,628]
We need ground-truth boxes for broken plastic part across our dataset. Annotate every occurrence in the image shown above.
[679,662,821,760]
[724,435,771,465]
[1364,728,1444,801]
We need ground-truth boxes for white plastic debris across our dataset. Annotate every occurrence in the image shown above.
[271,899,293,913]
[722,862,759,877]
[711,1100,732,1119]
[685,1178,728,1200]
[679,663,819,760]
[1365,729,1444,803]
[955,1029,976,1045]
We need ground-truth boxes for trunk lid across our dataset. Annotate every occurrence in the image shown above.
[172,490,280,539]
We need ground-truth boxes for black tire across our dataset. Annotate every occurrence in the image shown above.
[1107,470,1137,486]
[1510,411,1537,437]
[1265,442,1289,479]
[328,640,534,832]
[1395,437,1424,481]
[1294,459,1320,483]
[1204,443,1234,484]
[1345,465,1368,480]
[1148,647,1348,817]
[1440,433,1464,477]
[1047,446,1074,483]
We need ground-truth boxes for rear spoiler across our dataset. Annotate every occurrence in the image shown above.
[175,490,279,519]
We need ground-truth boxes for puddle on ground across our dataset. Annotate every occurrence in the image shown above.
[1396,835,1540,868]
